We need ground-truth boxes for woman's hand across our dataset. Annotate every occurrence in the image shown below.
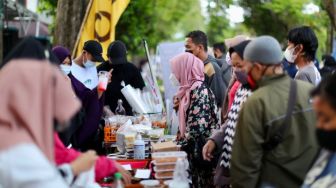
[70,150,98,176]
[114,162,132,185]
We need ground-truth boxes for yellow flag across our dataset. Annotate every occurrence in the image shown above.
[73,0,130,60]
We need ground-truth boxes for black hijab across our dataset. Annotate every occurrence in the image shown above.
[2,37,59,68]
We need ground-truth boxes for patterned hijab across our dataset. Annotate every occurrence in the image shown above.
[170,52,205,137]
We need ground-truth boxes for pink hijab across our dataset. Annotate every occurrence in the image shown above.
[170,53,205,137]
[0,59,81,161]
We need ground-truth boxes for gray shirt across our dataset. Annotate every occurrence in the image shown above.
[295,63,321,86]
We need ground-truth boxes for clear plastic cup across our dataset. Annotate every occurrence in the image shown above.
[98,71,109,91]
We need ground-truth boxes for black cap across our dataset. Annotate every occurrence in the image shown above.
[83,40,104,62]
[229,40,251,60]
[107,40,127,64]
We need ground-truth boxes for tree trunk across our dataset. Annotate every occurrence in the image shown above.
[322,0,336,29]
[326,21,333,54]
[322,0,336,54]
[54,0,89,51]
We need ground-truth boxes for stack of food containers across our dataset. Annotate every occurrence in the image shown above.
[151,151,187,180]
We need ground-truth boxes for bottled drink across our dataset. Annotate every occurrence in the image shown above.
[104,118,112,143]
[134,132,145,159]
[113,172,124,188]
[115,99,126,115]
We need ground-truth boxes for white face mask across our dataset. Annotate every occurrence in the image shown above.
[284,46,297,63]
[60,64,71,75]
[84,59,95,68]
[169,73,180,87]
[225,52,232,65]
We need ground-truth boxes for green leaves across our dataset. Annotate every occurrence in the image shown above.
[115,0,205,55]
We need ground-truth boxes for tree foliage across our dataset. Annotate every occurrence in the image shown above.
[115,0,204,55]
[206,0,250,47]
[237,0,329,56]
[38,0,333,57]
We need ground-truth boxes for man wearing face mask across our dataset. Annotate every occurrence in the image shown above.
[71,40,105,90]
[230,36,319,188]
[302,73,336,187]
[185,30,226,107]
[52,45,112,151]
[202,40,252,187]
[284,26,321,86]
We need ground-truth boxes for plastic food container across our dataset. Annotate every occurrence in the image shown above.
[163,180,173,186]
[140,180,162,188]
[151,151,187,163]
[154,172,173,180]
[156,171,174,177]
[152,161,176,171]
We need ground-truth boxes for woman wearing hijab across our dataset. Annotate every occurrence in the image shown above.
[170,52,219,188]
[0,37,81,187]
[52,46,111,151]
[52,46,131,184]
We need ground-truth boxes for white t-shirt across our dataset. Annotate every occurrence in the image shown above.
[70,61,98,90]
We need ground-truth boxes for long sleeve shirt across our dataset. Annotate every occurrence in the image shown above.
[68,73,105,150]
[54,133,117,181]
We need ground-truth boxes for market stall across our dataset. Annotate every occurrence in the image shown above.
[98,113,189,188]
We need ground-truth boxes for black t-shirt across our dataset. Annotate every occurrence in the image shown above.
[97,61,145,115]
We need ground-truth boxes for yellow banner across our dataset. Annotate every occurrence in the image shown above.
[74,0,130,60]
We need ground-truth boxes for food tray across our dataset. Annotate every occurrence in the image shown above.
[152,151,187,163]
[154,173,173,180]
[152,161,176,171]
[155,171,174,177]
[153,166,175,172]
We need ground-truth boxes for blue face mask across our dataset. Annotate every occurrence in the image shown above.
[84,60,95,68]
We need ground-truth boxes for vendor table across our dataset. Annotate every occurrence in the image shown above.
[116,158,151,169]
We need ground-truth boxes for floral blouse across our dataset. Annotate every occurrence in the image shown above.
[178,83,220,188]
[179,83,220,156]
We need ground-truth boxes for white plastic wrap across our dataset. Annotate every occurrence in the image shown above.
[121,85,148,113]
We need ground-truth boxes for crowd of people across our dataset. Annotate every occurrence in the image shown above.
[172,27,336,188]
[0,24,336,188]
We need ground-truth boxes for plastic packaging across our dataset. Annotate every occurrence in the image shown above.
[151,151,187,163]
[153,163,176,172]
[121,84,148,113]
[115,99,126,115]
[134,132,145,159]
[168,159,189,188]
[98,71,109,91]
[104,119,118,143]
[154,173,173,180]
[140,180,161,188]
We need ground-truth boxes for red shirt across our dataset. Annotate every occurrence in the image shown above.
[228,81,241,110]
[54,133,117,181]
